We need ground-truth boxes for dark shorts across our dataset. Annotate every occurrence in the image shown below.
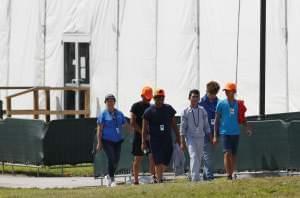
[150,137,173,166]
[132,133,151,156]
[221,135,240,155]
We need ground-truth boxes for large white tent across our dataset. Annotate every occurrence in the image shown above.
[0,0,299,118]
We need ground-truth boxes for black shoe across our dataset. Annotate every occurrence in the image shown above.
[133,181,139,185]
[227,175,233,180]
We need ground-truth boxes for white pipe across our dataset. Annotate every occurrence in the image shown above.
[116,0,120,108]
[196,0,200,89]
[154,0,158,89]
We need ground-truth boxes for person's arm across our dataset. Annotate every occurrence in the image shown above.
[213,112,220,145]
[171,117,181,145]
[141,118,149,151]
[180,112,187,151]
[242,120,252,136]
[130,112,142,134]
[96,124,104,151]
[203,110,212,142]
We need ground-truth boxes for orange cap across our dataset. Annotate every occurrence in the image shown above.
[154,89,165,97]
[223,82,237,92]
[141,86,153,100]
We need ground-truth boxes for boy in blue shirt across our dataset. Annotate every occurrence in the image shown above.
[199,81,220,180]
[213,82,252,180]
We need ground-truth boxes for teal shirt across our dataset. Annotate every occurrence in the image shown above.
[216,99,240,135]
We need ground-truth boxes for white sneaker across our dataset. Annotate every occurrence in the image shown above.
[104,175,112,187]
[110,181,117,187]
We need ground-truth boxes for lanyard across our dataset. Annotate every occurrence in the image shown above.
[229,100,236,109]
[109,111,119,127]
[191,108,200,128]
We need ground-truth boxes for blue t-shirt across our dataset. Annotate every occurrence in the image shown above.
[97,109,126,142]
[216,99,240,135]
[199,95,218,133]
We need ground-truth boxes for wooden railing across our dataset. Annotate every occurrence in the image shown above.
[1,86,90,122]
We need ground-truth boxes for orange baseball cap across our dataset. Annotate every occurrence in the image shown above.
[223,82,237,92]
[141,86,153,100]
[154,89,165,97]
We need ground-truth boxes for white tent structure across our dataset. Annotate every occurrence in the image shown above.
[0,0,299,118]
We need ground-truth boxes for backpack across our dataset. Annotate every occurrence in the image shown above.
[237,100,247,124]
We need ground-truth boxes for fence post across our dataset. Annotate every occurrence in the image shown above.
[0,100,3,119]
[33,89,39,119]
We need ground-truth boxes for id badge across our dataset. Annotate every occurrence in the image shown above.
[160,125,165,132]
[195,127,201,133]
[116,128,120,134]
[230,108,235,115]
[211,119,215,126]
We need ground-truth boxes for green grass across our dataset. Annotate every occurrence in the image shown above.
[1,164,94,177]
[0,176,300,198]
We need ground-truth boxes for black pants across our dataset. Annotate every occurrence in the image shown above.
[102,139,122,181]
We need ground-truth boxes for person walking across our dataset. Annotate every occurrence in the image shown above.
[199,81,220,180]
[180,89,211,182]
[130,86,155,185]
[96,94,127,187]
[142,89,180,183]
[213,82,252,180]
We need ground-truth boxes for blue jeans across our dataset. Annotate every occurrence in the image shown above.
[202,137,214,180]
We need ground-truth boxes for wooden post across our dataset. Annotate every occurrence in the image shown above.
[33,90,39,119]
[84,88,90,118]
[6,97,11,118]
[45,89,50,122]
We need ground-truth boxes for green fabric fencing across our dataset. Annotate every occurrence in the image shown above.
[0,116,300,174]
[288,120,300,169]
[93,127,134,177]
[0,118,46,165]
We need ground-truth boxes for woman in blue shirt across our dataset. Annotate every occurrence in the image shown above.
[96,94,127,187]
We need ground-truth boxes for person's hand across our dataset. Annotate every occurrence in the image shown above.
[175,137,180,145]
[96,142,102,151]
[180,143,186,151]
[212,136,218,145]
[141,141,148,151]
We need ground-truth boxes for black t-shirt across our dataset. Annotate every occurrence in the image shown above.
[143,104,176,140]
[130,101,150,134]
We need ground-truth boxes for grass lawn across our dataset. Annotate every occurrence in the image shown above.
[1,164,94,177]
[0,176,300,198]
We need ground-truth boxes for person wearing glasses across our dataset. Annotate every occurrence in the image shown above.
[180,89,211,182]
[141,89,180,183]
[96,94,127,187]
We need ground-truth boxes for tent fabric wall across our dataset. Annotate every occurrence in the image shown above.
[0,0,299,118]
[0,0,10,99]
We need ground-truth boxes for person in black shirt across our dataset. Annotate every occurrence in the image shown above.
[142,89,180,183]
[130,86,155,185]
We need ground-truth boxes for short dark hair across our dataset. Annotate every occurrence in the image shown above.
[206,81,220,95]
[188,89,200,99]
[104,94,116,103]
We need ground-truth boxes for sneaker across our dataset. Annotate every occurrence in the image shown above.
[110,181,117,187]
[227,175,233,180]
[104,175,112,187]
[152,176,158,184]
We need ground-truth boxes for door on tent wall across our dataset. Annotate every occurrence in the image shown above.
[62,34,90,118]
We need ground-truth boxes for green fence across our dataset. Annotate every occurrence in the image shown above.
[0,118,46,165]
[0,115,300,176]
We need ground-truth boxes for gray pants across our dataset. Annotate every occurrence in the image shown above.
[186,136,204,182]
